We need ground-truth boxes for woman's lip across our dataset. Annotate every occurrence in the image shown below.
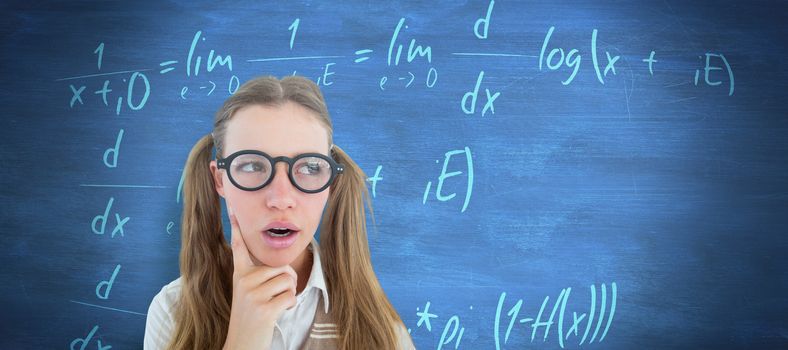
[263,220,300,231]
[261,229,300,249]
[266,229,300,234]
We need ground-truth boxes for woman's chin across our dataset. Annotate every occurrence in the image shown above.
[253,253,294,267]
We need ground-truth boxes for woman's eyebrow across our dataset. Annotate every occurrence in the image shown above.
[242,149,327,156]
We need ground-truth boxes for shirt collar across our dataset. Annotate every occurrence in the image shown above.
[304,237,330,313]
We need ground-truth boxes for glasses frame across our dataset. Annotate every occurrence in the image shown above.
[216,149,345,193]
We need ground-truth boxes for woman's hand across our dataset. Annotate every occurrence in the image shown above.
[223,206,298,350]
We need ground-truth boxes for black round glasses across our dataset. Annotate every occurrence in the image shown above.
[216,150,344,193]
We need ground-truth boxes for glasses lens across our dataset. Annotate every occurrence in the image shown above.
[229,154,272,189]
[292,156,332,191]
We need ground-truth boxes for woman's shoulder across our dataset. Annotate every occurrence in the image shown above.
[151,276,183,308]
[396,322,416,350]
[146,277,183,321]
[144,277,182,348]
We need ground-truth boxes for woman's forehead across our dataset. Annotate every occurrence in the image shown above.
[223,103,330,156]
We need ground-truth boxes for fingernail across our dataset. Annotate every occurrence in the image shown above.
[227,205,233,215]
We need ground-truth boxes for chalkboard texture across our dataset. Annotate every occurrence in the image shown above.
[1,1,787,349]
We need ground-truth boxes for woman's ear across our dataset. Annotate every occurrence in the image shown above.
[209,160,226,198]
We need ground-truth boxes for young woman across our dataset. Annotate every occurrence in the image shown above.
[144,76,415,349]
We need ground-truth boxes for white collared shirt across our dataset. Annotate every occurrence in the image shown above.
[270,237,331,349]
[144,238,415,349]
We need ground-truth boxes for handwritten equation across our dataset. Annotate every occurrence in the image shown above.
[58,4,735,114]
[406,282,618,349]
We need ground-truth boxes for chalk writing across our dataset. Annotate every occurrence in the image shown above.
[423,147,474,212]
[95,264,121,300]
[474,0,495,39]
[367,165,384,198]
[461,71,500,116]
[70,325,111,350]
[694,53,735,96]
[91,197,130,238]
[288,18,300,49]
[494,283,617,348]
[407,283,617,348]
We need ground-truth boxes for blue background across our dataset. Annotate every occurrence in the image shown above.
[1,1,787,349]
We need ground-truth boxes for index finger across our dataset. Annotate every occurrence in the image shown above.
[228,206,254,271]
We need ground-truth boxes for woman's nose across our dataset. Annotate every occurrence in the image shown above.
[265,162,297,209]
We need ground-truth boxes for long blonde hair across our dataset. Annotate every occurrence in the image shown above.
[168,76,408,349]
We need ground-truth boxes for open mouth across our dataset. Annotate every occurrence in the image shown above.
[267,228,296,237]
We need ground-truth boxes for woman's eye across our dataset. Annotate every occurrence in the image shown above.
[297,161,323,175]
[238,161,266,173]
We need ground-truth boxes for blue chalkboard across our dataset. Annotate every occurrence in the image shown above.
[1,1,787,349]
